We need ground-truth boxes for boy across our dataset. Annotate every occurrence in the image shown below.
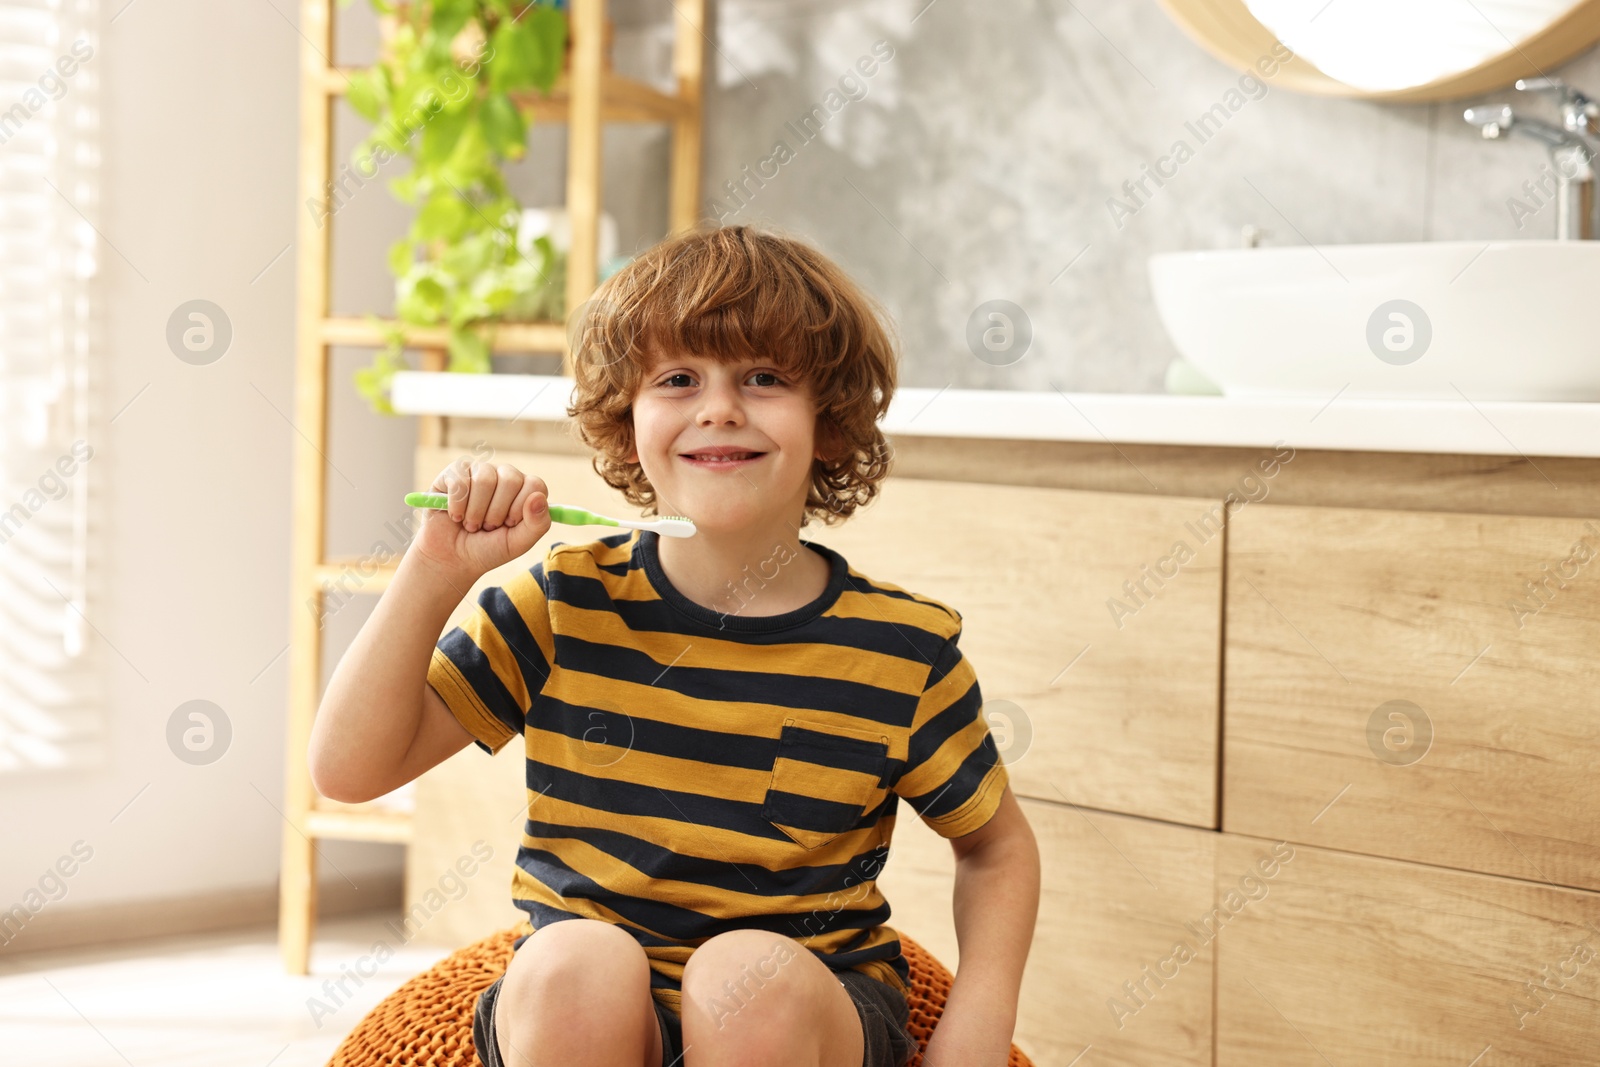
[309,225,1040,1067]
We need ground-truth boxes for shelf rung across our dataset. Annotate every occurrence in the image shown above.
[306,807,414,844]
[315,558,401,596]
[321,68,689,124]
[321,317,567,353]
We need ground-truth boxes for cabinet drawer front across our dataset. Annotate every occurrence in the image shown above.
[1216,835,1600,1066]
[1224,504,1600,891]
[809,477,1223,827]
[878,798,1216,1067]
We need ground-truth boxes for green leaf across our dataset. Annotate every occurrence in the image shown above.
[416,191,471,241]
[522,6,569,92]
[353,344,406,417]
[388,236,417,277]
[419,100,473,166]
[345,68,385,122]
[479,92,527,160]
[426,5,473,54]
[438,121,492,186]
[440,230,496,277]
[397,272,449,324]
[386,170,420,204]
[489,11,567,95]
[448,326,492,374]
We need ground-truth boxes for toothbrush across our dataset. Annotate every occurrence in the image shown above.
[403,492,697,538]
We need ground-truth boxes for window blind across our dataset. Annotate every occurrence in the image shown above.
[0,0,102,773]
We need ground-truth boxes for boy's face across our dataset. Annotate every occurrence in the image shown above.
[626,348,824,531]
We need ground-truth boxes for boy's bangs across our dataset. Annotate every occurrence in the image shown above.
[613,253,845,391]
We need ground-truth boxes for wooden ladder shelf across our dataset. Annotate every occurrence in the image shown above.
[279,0,706,975]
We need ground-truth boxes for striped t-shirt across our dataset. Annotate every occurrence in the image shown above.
[426,527,1009,1014]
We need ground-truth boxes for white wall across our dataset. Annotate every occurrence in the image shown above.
[0,0,411,939]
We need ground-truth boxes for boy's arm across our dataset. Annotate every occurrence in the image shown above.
[308,551,475,804]
[922,784,1041,1067]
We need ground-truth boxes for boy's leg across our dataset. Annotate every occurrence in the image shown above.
[484,918,664,1067]
[678,929,864,1067]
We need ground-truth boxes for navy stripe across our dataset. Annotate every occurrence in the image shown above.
[518,847,897,944]
[526,820,894,898]
[437,628,526,741]
[906,731,1002,821]
[527,760,795,842]
[778,724,889,776]
[902,680,982,774]
[555,634,918,728]
[762,789,873,834]
[532,695,779,768]
[558,569,947,660]
[434,562,551,742]
[513,902,688,950]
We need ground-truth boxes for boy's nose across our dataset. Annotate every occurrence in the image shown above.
[694,380,746,426]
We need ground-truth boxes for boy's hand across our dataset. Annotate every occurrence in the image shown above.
[410,458,551,583]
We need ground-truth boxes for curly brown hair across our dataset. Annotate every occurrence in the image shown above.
[564,224,898,527]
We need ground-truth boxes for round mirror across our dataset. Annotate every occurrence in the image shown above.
[1157,0,1600,100]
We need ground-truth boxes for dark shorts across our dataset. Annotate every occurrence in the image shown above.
[472,966,915,1067]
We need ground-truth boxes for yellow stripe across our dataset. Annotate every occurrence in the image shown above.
[830,584,958,631]
[925,760,1009,838]
[549,665,909,753]
[897,711,991,800]
[557,601,929,691]
[529,725,886,810]
[427,649,516,753]
[473,568,553,713]
[511,830,895,918]
[509,878,683,944]
[517,792,891,873]
[551,540,960,647]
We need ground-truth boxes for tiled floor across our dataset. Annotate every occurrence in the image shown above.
[0,910,458,1066]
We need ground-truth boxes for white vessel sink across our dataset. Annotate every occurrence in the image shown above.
[1148,240,1600,401]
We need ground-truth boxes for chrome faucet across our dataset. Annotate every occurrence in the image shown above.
[1463,78,1599,239]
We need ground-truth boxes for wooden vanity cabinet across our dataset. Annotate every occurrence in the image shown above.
[806,475,1225,830]
[1222,503,1600,892]
[1214,834,1600,1067]
[406,429,1600,1065]
[879,796,1218,1067]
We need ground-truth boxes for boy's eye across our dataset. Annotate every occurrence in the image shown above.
[658,371,786,388]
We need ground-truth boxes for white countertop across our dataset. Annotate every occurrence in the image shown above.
[389,371,1600,459]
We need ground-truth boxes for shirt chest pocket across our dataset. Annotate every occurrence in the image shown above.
[761,717,891,851]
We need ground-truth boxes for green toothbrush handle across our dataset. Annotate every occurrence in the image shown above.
[545,505,618,527]
[403,493,619,529]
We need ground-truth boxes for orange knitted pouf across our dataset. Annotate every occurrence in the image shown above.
[326,922,1034,1067]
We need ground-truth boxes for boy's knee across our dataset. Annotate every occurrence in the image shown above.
[495,921,660,1067]
[505,919,649,999]
[682,931,810,1021]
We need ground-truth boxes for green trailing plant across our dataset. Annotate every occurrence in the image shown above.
[339,0,570,414]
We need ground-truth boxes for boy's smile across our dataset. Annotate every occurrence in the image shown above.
[624,347,835,616]
[627,349,825,533]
